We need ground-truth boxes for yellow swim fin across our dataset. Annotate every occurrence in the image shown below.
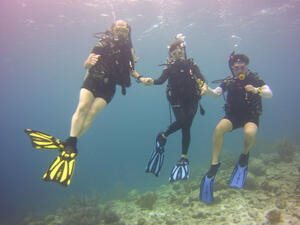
[43,148,77,187]
[24,129,64,151]
[25,129,77,186]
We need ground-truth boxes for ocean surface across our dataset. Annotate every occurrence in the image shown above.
[0,0,300,224]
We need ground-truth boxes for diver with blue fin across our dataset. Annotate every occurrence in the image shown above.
[145,34,207,181]
[199,52,273,203]
[24,20,152,187]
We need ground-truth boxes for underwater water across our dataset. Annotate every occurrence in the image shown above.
[1,0,300,224]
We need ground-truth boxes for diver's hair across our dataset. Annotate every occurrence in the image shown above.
[229,54,250,66]
[168,39,184,56]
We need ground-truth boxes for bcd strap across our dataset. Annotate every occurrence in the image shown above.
[122,86,126,95]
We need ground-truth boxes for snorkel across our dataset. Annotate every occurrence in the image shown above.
[228,51,235,76]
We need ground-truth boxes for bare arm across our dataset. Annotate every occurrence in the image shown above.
[259,85,273,98]
[130,70,154,86]
[245,84,273,98]
[130,69,140,79]
[205,86,223,98]
[131,48,139,63]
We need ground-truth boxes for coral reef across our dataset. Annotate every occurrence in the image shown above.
[245,172,256,189]
[266,209,281,224]
[125,189,139,202]
[250,158,266,176]
[135,192,158,210]
[218,151,236,170]
[57,195,104,225]
[103,206,120,224]
[274,137,299,162]
[23,137,300,225]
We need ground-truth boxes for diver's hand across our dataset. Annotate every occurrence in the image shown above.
[200,83,208,96]
[90,54,100,66]
[140,77,154,86]
[245,84,257,94]
[84,54,100,69]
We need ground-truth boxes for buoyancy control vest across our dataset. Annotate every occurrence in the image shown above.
[220,72,264,116]
[90,33,134,95]
[166,59,203,100]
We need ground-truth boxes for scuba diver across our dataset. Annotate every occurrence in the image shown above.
[199,52,273,203]
[24,20,152,187]
[145,34,207,182]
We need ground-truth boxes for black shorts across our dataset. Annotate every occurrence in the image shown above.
[224,113,260,130]
[81,73,116,104]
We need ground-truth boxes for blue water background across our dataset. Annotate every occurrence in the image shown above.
[0,0,300,224]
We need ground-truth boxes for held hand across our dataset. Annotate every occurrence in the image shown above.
[244,84,257,94]
[200,83,208,96]
[140,77,154,86]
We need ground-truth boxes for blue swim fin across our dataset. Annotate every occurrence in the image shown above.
[145,133,166,176]
[169,158,189,182]
[200,163,220,203]
[229,162,248,188]
[200,175,216,203]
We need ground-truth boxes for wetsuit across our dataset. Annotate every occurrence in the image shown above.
[220,72,265,129]
[82,33,134,103]
[154,59,205,155]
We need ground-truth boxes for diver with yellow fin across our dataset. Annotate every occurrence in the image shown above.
[24,20,152,187]
[24,129,77,187]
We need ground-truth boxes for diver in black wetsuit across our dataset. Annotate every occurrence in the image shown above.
[199,52,273,203]
[67,20,152,148]
[145,34,207,182]
[24,20,153,187]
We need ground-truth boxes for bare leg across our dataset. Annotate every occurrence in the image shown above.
[78,97,107,137]
[70,88,95,137]
[243,122,257,154]
[211,119,233,164]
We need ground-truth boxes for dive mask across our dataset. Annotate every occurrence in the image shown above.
[170,47,185,59]
[232,65,246,72]
[232,64,247,76]
[113,26,129,40]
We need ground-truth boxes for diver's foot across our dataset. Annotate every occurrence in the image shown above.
[63,137,78,154]
[169,157,189,182]
[156,132,167,148]
[64,145,78,155]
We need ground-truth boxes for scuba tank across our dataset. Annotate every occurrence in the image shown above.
[175,34,205,116]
